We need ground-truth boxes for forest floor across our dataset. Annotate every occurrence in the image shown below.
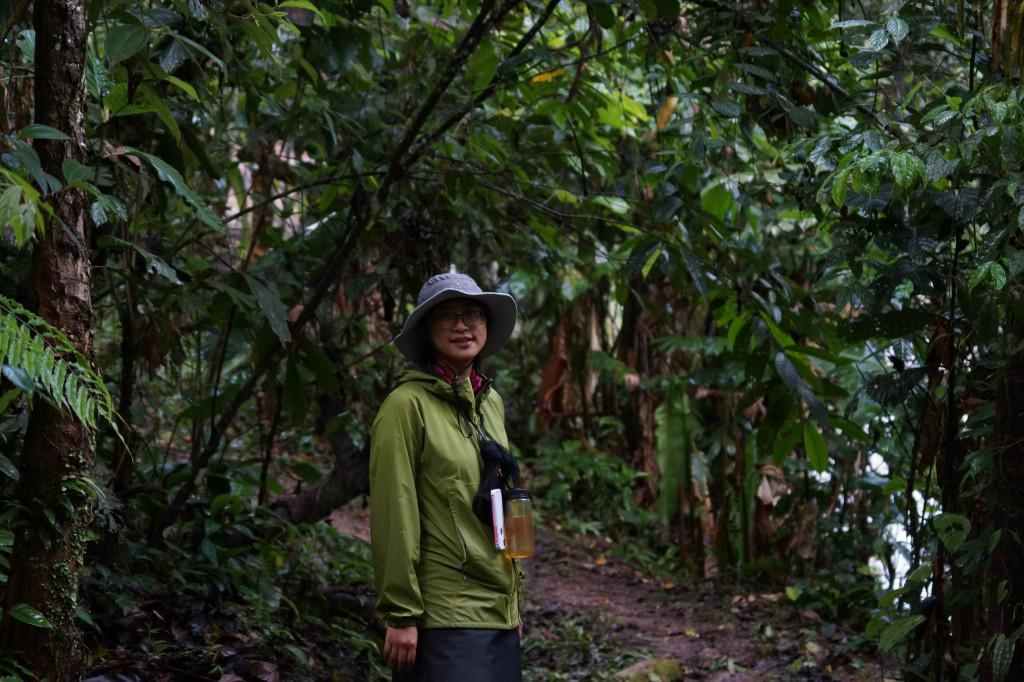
[332,505,888,682]
[78,504,888,681]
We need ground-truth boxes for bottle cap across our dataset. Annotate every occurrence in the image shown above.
[506,488,530,500]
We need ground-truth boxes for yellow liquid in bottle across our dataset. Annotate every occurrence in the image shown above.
[504,515,535,559]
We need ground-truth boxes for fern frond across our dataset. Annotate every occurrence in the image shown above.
[0,295,119,435]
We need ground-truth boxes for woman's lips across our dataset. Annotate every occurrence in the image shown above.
[451,337,474,348]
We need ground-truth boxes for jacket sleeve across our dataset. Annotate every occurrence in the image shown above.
[369,390,425,627]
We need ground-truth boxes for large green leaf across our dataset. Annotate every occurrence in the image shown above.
[9,603,53,629]
[105,24,149,64]
[879,615,924,652]
[17,124,70,140]
[803,422,828,472]
[125,148,224,231]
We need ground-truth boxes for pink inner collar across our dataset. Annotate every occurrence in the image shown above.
[432,362,485,393]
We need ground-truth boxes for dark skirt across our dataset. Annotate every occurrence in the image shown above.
[391,628,522,682]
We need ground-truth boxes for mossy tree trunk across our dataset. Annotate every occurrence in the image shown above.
[0,0,94,678]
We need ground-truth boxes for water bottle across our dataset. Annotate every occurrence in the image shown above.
[503,489,535,559]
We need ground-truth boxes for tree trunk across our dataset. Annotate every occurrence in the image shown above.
[0,1,93,678]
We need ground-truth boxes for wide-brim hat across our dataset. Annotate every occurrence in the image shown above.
[394,272,518,362]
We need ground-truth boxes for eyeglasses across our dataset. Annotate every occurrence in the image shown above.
[431,308,487,328]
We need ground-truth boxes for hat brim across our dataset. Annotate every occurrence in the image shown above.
[394,289,517,362]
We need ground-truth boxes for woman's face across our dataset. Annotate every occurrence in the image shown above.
[427,299,488,369]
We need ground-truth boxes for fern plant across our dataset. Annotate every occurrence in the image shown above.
[0,294,117,433]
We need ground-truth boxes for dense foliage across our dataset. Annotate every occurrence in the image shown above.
[1,0,1024,679]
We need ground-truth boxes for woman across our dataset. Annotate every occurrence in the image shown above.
[369,271,523,681]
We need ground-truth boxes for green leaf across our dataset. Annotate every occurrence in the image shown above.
[466,37,499,91]
[803,422,828,472]
[890,151,924,189]
[61,159,94,184]
[283,357,307,426]
[886,17,909,43]
[9,603,53,629]
[879,615,924,652]
[278,0,326,22]
[168,32,226,72]
[0,388,20,416]
[245,274,291,346]
[831,168,850,207]
[76,606,98,630]
[86,51,113,100]
[994,634,1016,682]
[830,19,877,29]
[775,352,831,428]
[90,194,128,224]
[17,124,69,140]
[969,262,1008,292]
[0,454,19,481]
[590,195,630,215]
[163,75,198,100]
[711,98,741,118]
[125,148,224,231]
[759,312,795,348]
[921,104,956,127]
[930,23,962,46]
[934,513,971,552]
[788,106,816,128]
[866,29,890,51]
[726,310,752,350]
[105,24,149,65]
[287,460,325,483]
[99,235,180,283]
[641,247,661,279]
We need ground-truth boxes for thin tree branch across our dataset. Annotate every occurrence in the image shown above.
[405,0,561,164]
[221,171,380,224]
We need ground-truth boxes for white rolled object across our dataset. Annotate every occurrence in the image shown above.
[490,488,506,550]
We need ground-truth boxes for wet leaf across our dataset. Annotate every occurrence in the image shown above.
[886,17,909,43]
[9,603,53,629]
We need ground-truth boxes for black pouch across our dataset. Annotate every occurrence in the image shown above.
[472,439,520,527]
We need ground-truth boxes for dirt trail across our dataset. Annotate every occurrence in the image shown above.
[524,529,878,681]
[333,504,879,681]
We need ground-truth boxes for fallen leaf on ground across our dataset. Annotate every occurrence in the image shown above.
[249,661,279,682]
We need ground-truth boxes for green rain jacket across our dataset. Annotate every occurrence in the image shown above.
[370,368,521,630]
